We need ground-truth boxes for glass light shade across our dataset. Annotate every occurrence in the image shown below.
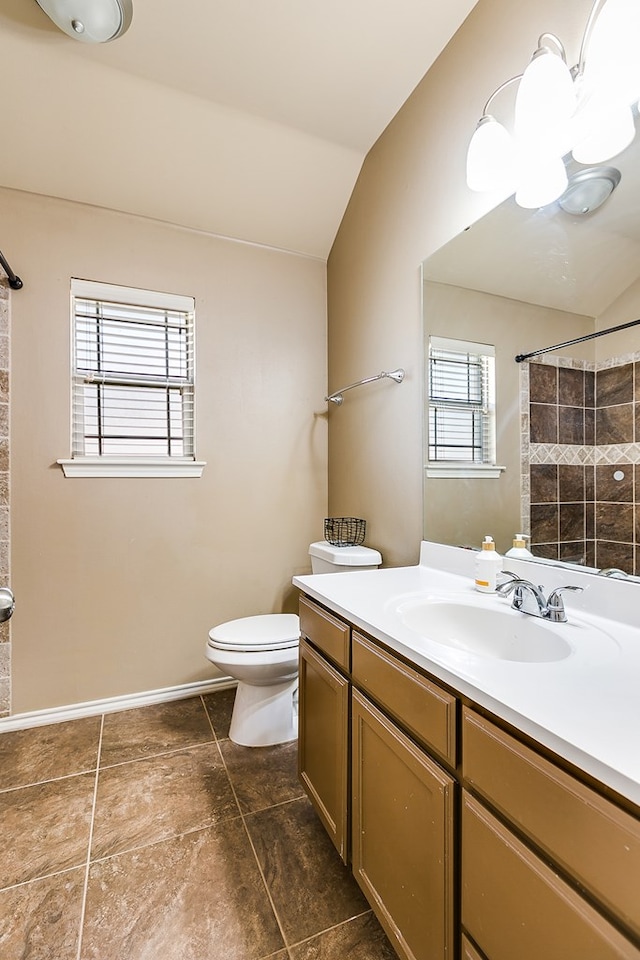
[515,154,568,209]
[466,116,517,193]
[572,87,635,164]
[515,49,576,157]
[35,0,133,43]
[583,0,640,106]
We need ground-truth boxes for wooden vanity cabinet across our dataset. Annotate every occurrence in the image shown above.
[298,593,640,960]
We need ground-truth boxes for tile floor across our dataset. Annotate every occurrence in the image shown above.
[0,689,397,960]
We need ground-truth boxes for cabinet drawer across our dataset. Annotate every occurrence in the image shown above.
[352,631,456,767]
[299,596,350,670]
[462,708,640,938]
[462,791,638,960]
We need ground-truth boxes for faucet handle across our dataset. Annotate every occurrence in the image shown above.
[546,585,583,622]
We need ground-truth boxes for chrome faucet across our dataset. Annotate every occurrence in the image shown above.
[496,577,583,622]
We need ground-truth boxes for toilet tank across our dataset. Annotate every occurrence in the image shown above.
[309,540,382,574]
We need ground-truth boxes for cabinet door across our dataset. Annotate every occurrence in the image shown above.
[298,638,349,862]
[351,689,455,960]
[462,791,639,960]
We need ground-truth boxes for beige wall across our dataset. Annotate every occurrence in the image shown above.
[327,0,591,567]
[423,283,592,555]
[596,276,640,360]
[6,188,327,714]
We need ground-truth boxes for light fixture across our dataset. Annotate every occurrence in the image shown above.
[34,0,133,43]
[466,0,639,209]
[557,166,621,215]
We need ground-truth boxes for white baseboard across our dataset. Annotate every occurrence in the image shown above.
[0,676,237,732]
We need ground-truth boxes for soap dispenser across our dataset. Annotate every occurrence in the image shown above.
[505,534,534,560]
[474,536,503,593]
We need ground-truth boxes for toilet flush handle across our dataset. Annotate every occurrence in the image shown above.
[0,586,15,622]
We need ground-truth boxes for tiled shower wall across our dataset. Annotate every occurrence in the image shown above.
[522,356,640,574]
[0,281,9,716]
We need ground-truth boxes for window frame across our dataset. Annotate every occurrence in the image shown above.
[426,335,504,480]
[58,279,206,478]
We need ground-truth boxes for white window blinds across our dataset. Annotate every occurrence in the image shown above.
[71,280,195,460]
[428,336,496,464]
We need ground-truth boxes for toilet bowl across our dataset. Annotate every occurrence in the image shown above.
[205,540,382,748]
[205,614,300,747]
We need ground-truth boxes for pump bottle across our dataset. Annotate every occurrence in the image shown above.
[474,536,503,593]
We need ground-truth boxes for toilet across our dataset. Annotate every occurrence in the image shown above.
[205,540,382,747]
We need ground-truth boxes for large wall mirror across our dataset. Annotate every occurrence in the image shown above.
[422,131,640,581]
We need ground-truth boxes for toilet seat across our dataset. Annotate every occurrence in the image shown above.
[208,613,300,653]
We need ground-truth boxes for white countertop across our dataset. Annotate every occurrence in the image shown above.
[293,542,640,807]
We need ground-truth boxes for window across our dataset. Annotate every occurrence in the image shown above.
[58,280,205,477]
[426,336,503,479]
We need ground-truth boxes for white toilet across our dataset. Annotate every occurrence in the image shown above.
[205,540,382,747]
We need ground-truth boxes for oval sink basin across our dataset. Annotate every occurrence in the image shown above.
[397,600,572,662]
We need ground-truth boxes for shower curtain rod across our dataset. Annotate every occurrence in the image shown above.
[0,249,22,290]
[515,318,640,363]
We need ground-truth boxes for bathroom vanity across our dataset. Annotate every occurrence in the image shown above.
[293,543,640,960]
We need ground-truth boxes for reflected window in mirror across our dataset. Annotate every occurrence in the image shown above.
[427,337,503,479]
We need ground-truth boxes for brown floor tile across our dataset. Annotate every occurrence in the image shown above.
[246,796,368,945]
[91,744,240,860]
[100,697,214,766]
[290,912,396,960]
[81,822,286,960]
[0,716,101,791]
[0,868,85,959]
[220,739,304,813]
[0,774,94,888]
[202,687,236,740]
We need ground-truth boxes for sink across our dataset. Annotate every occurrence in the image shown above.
[396,599,572,662]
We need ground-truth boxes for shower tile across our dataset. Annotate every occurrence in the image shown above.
[246,796,368,945]
[203,687,237,740]
[596,404,634,445]
[0,774,94,888]
[82,821,285,960]
[289,912,396,960]
[0,867,84,959]
[558,367,584,406]
[558,465,584,503]
[596,502,634,543]
[530,503,559,544]
[584,408,595,446]
[585,370,595,407]
[595,464,633,502]
[100,697,214,766]
[595,540,634,574]
[559,541,586,565]
[560,503,585,543]
[530,404,558,444]
[597,364,633,407]
[530,464,558,503]
[91,744,239,860]
[558,406,584,445]
[530,542,559,561]
[529,363,557,403]
[219,739,303,814]
[0,716,101,791]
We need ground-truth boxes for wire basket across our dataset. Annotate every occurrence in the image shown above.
[324,517,366,547]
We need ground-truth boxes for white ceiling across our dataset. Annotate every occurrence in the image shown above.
[0,0,478,258]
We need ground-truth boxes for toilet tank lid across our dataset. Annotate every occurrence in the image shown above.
[309,540,382,566]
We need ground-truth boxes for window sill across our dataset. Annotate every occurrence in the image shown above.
[426,462,505,479]
[57,458,207,478]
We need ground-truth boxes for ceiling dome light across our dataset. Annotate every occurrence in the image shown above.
[557,166,621,216]
[466,116,517,193]
[35,0,133,43]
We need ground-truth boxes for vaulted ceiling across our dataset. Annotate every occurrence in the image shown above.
[0,0,477,257]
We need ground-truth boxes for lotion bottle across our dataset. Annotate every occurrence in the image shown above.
[474,536,502,593]
[505,534,534,560]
